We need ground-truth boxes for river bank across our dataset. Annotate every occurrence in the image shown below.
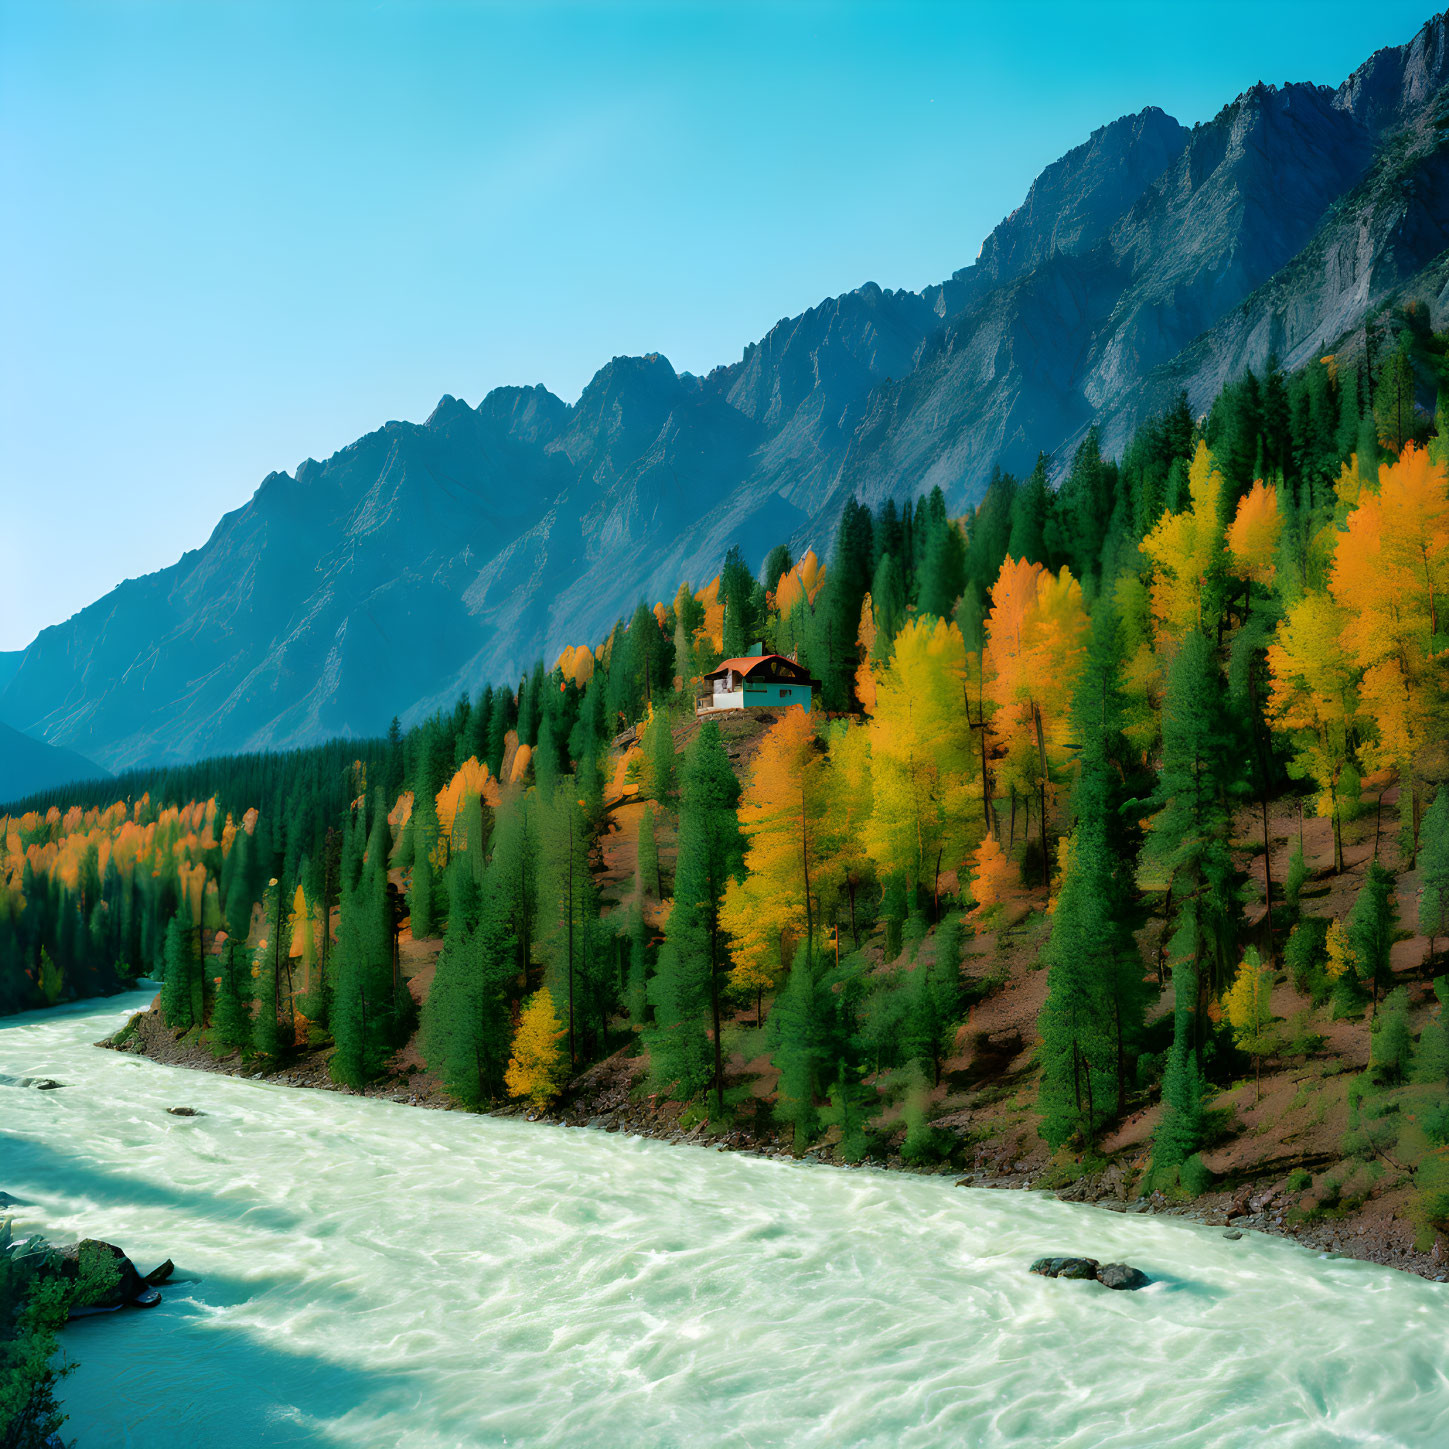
[98,999,1449,1285]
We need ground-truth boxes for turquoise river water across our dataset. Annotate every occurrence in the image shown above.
[2,991,1448,1448]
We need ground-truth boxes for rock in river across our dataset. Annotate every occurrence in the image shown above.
[1030,1256,1150,1290]
[53,1239,175,1316]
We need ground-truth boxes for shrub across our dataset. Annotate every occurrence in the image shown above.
[1180,1153,1213,1197]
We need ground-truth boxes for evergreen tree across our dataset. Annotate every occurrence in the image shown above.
[1350,862,1395,1012]
[421,892,515,1106]
[638,803,661,901]
[904,914,962,1085]
[211,938,251,1051]
[644,709,676,806]
[159,915,195,1030]
[763,544,794,597]
[916,510,966,621]
[1146,631,1241,1172]
[769,944,828,1149]
[965,469,1017,591]
[818,1061,876,1163]
[1419,789,1449,965]
[409,798,439,939]
[329,861,394,1086]
[536,784,602,1066]
[1374,338,1418,455]
[1007,454,1054,565]
[820,498,874,709]
[647,722,744,1110]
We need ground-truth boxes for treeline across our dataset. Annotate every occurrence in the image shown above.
[5,332,1449,1232]
[0,739,388,1014]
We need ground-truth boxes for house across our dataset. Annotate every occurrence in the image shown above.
[697,643,818,713]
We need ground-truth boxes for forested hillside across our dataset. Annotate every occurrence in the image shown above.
[6,334,1449,1247]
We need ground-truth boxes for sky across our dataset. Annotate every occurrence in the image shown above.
[0,0,1440,651]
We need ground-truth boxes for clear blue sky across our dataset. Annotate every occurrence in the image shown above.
[0,0,1439,650]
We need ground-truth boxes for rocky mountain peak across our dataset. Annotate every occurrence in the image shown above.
[1336,9,1449,132]
[9,12,1449,771]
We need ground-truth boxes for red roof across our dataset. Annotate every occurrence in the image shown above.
[704,654,816,684]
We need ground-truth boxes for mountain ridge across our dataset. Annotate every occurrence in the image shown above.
[7,11,1449,771]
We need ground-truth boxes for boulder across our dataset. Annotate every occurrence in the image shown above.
[52,1239,169,1316]
[1030,1255,1150,1289]
[1030,1256,1100,1280]
[1097,1262,1151,1290]
[165,1106,203,1117]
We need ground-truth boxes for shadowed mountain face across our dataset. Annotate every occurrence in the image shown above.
[0,722,109,807]
[7,13,1449,771]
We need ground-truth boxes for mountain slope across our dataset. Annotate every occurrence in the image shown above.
[0,722,110,806]
[6,12,1449,771]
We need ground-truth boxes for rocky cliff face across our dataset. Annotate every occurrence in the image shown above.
[7,12,1449,771]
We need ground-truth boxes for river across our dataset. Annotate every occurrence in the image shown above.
[3,991,1447,1448]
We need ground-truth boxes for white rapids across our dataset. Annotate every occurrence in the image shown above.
[2,991,1447,1448]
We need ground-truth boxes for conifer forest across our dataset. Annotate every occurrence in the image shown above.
[7,339,1449,1245]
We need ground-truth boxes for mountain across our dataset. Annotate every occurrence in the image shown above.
[6,13,1449,771]
[0,721,110,807]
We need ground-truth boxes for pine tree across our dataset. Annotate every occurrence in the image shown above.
[1418,789,1449,966]
[160,914,195,1029]
[904,914,962,1085]
[821,499,875,710]
[210,937,250,1051]
[1350,862,1395,1012]
[1146,631,1241,1173]
[422,892,515,1106]
[1374,339,1417,455]
[818,1062,876,1163]
[916,512,966,620]
[1007,454,1054,565]
[768,944,827,1149]
[1369,986,1414,1084]
[644,708,676,806]
[646,721,744,1110]
[409,799,438,939]
[329,862,394,1086]
[536,783,598,1068]
[637,803,661,902]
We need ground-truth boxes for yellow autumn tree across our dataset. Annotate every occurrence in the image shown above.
[864,615,976,904]
[1325,918,1355,981]
[966,833,1016,926]
[722,708,828,1003]
[1328,443,1449,842]
[775,550,825,616]
[1140,440,1227,642]
[694,577,725,654]
[555,645,595,689]
[435,757,494,847]
[1225,478,1282,594]
[1222,947,1276,1101]
[1265,589,1359,872]
[504,988,569,1108]
[982,556,1089,879]
[1112,572,1162,762]
[854,592,878,712]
